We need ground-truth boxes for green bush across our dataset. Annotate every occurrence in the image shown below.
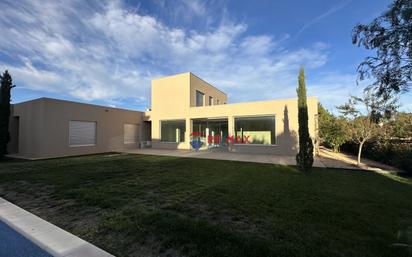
[318,103,350,152]
[341,140,412,174]
[388,143,412,173]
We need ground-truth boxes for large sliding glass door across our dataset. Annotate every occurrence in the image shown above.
[234,116,276,145]
[192,118,228,149]
[207,119,228,147]
[160,120,186,142]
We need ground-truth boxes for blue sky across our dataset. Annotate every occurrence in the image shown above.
[0,0,411,112]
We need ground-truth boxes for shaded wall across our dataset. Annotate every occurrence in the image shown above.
[7,105,19,154]
[11,98,145,159]
[190,74,227,107]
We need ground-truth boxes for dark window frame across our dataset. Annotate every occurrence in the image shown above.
[196,90,204,107]
[160,119,186,142]
[234,116,276,145]
[208,96,213,106]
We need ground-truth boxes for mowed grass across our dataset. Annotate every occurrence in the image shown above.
[0,153,411,257]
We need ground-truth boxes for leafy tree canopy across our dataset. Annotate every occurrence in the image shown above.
[386,112,412,138]
[352,0,412,96]
[318,104,350,152]
[336,90,392,165]
[337,88,399,123]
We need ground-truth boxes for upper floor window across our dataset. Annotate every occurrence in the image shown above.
[209,96,213,106]
[196,90,204,107]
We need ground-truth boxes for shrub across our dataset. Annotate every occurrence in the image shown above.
[341,140,412,174]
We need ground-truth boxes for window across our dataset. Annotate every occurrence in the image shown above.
[235,116,275,145]
[209,96,213,106]
[161,120,185,142]
[69,121,96,146]
[196,90,204,107]
[124,124,139,144]
[217,99,220,105]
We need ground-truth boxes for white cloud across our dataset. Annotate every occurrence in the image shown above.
[0,60,62,92]
[181,0,206,16]
[0,0,334,109]
[152,0,221,26]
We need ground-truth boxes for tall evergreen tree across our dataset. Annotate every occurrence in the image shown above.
[296,68,314,172]
[0,70,15,158]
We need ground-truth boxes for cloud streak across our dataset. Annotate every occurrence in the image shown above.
[295,0,352,39]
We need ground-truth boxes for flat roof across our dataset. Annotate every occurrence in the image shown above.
[152,72,228,96]
[189,73,227,96]
[13,97,144,113]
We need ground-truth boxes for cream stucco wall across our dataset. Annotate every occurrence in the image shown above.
[151,73,191,116]
[10,98,145,159]
[149,72,318,155]
[8,72,318,158]
[190,74,227,107]
[150,72,229,149]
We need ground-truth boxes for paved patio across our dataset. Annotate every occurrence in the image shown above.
[125,148,327,167]
[123,148,400,174]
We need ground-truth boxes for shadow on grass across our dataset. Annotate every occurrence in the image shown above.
[0,153,411,257]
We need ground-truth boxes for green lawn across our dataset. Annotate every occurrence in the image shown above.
[0,153,411,257]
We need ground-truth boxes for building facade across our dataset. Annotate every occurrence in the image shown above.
[8,72,318,159]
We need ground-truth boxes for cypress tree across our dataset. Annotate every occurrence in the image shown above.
[296,67,314,172]
[0,70,15,158]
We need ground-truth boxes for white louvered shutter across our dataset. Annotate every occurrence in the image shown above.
[124,124,139,144]
[69,121,96,146]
